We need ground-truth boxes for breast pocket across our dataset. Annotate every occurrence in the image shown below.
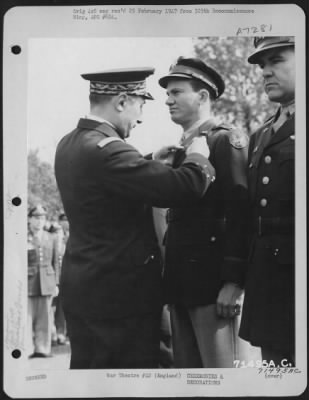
[46,266,56,275]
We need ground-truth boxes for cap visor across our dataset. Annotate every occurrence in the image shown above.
[142,92,154,100]
[248,43,294,64]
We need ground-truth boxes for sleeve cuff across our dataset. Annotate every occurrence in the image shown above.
[221,257,247,288]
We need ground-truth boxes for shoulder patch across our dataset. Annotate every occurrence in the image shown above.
[97,137,123,149]
[229,130,249,149]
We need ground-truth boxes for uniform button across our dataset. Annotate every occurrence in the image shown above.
[273,248,279,256]
[264,155,272,164]
[262,176,270,184]
[249,163,253,168]
[210,236,216,242]
[260,198,268,207]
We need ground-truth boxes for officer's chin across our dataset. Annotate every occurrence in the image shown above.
[265,88,282,103]
[124,128,132,139]
[170,115,183,126]
[126,122,138,137]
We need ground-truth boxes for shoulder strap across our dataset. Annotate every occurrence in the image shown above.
[97,136,124,149]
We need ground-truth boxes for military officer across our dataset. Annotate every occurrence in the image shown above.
[54,67,215,369]
[27,204,59,357]
[157,57,259,367]
[53,212,69,345]
[239,37,295,366]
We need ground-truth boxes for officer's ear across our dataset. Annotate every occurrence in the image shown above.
[198,89,209,104]
[115,93,129,112]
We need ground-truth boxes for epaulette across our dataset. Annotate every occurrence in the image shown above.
[97,136,124,149]
[210,123,230,132]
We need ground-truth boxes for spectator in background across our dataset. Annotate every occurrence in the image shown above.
[27,204,59,358]
[52,212,70,345]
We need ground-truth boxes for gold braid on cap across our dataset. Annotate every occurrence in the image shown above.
[90,80,147,96]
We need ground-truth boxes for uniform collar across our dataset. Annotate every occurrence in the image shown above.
[182,117,212,140]
[280,102,295,117]
[84,114,116,129]
[78,117,122,139]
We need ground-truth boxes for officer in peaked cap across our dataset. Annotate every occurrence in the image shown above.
[27,203,59,358]
[54,65,215,369]
[154,56,257,368]
[239,37,295,366]
[159,56,225,99]
[79,67,155,140]
[81,67,155,100]
[248,36,295,64]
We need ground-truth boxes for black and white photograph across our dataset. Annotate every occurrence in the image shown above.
[2,3,307,398]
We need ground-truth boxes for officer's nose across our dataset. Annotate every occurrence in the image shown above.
[165,95,174,106]
[136,119,142,124]
[262,64,273,78]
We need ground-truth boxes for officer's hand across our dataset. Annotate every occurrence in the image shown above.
[216,282,243,318]
[153,145,184,164]
[186,136,210,158]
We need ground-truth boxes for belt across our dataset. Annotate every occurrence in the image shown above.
[252,216,294,236]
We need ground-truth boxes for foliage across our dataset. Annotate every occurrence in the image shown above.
[28,149,63,219]
[28,38,278,217]
[193,37,277,135]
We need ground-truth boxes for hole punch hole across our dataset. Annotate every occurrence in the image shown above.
[12,197,22,206]
[12,349,21,359]
[11,45,21,55]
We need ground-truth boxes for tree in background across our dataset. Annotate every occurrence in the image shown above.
[193,36,277,135]
[28,149,63,220]
[28,38,278,217]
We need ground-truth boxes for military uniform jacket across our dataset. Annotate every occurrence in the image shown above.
[163,120,249,306]
[239,113,295,352]
[28,230,59,296]
[54,118,215,319]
